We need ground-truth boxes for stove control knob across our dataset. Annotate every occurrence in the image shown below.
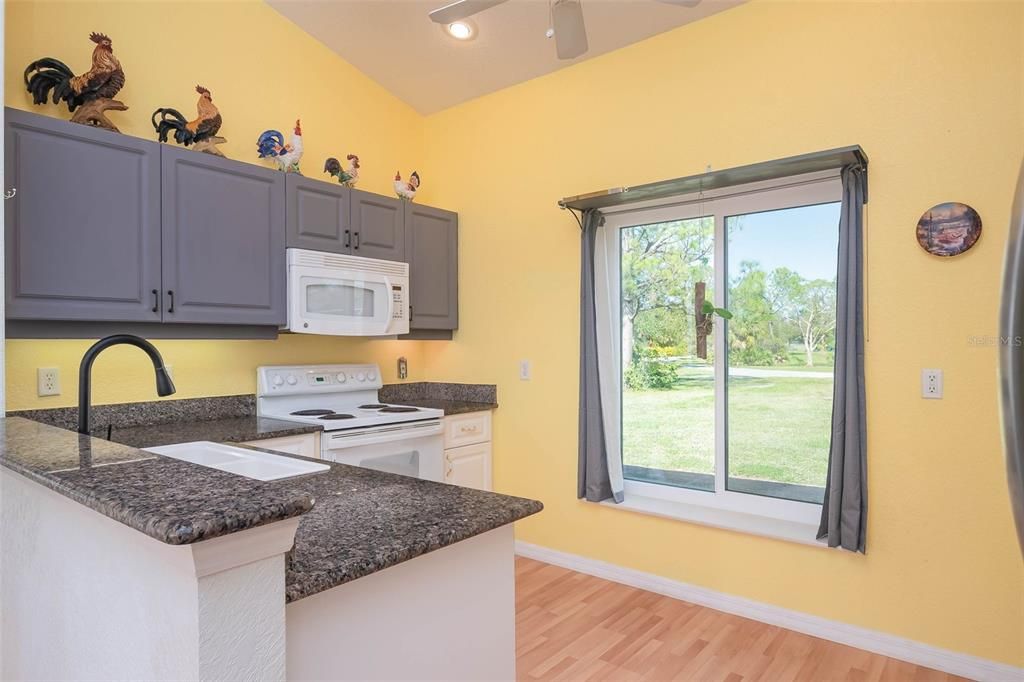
[272,375,284,387]
[368,371,378,381]
[357,372,366,382]
[336,373,347,383]
[286,375,298,386]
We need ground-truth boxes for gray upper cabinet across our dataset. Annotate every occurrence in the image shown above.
[5,108,162,322]
[285,174,351,253]
[160,147,286,325]
[405,202,458,331]
[350,189,405,262]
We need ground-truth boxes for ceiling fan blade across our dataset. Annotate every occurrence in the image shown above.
[429,0,508,24]
[657,0,703,7]
[552,0,588,60]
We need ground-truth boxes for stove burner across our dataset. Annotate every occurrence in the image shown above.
[318,413,356,420]
[359,404,388,410]
[290,409,334,416]
[379,406,420,413]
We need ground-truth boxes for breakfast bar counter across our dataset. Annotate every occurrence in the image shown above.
[0,416,542,680]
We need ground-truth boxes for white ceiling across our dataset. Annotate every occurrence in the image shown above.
[267,0,745,115]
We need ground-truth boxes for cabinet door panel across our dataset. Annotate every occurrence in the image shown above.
[444,442,492,491]
[161,148,285,325]
[5,108,161,321]
[405,203,458,330]
[286,175,351,254]
[351,190,404,261]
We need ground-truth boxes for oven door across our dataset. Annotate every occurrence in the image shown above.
[288,266,398,336]
[321,420,444,482]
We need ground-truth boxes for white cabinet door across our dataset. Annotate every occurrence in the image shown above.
[445,442,492,491]
[240,432,321,459]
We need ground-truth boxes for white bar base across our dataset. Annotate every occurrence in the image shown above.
[287,525,516,681]
[1,468,298,681]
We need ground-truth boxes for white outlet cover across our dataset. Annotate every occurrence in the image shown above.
[519,360,531,381]
[921,368,943,399]
[37,367,60,397]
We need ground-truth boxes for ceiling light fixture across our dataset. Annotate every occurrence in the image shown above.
[446,21,475,40]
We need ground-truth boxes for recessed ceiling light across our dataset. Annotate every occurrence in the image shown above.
[446,21,475,40]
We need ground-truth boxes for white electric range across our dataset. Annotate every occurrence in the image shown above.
[257,364,445,482]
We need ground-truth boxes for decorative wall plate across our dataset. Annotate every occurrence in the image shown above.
[916,202,982,257]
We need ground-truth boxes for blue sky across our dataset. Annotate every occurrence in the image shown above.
[726,202,840,281]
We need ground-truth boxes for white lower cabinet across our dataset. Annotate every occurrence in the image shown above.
[443,411,493,491]
[445,442,493,491]
[240,432,321,459]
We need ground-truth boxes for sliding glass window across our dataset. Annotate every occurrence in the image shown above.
[608,173,842,519]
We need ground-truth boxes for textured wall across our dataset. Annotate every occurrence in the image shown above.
[419,0,1024,666]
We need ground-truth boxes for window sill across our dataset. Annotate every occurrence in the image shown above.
[600,494,825,547]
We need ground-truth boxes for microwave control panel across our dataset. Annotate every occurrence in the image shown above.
[392,285,405,320]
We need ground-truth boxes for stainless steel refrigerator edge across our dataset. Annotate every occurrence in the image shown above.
[999,157,1024,557]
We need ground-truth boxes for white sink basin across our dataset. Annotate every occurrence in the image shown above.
[145,441,329,481]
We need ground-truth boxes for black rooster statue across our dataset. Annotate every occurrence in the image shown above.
[151,86,226,157]
[24,32,127,132]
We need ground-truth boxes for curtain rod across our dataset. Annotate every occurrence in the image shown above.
[558,145,868,212]
[596,170,842,217]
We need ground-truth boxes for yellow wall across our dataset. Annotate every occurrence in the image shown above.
[420,0,1024,667]
[3,0,432,409]
[5,0,1024,668]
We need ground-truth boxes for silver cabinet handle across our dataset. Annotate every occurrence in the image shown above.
[4,188,16,200]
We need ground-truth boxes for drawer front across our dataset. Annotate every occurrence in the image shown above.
[443,412,492,448]
[240,432,321,459]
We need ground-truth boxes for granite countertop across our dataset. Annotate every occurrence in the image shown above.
[378,382,498,415]
[0,415,543,602]
[101,415,321,448]
[0,417,314,545]
[277,456,540,602]
[391,398,498,415]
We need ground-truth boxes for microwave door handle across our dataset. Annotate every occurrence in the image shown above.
[384,276,395,329]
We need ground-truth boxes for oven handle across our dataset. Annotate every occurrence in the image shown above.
[325,420,442,450]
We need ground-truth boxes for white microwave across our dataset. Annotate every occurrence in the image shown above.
[286,248,409,336]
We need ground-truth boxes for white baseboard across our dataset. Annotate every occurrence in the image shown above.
[515,541,1023,682]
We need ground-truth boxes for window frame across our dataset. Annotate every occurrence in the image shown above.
[602,170,843,531]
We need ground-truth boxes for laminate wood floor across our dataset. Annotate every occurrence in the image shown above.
[515,557,968,682]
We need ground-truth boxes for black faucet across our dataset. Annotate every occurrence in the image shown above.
[78,334,176,435]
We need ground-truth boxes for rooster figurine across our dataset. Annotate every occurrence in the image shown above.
[151,86,225,156]
[257,120,304,174]
[394,171,420,202]
[324,154,360,187]
[24,32,127,131]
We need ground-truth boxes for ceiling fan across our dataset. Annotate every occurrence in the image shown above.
[429,0,702,60]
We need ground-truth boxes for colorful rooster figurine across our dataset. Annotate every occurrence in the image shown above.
[24,31,127,131]
[324,154,360,188]
[151,86,225,156]
[394,171,420,201]
[257,120,303,173]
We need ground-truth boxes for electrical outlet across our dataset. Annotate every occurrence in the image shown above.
[164,364,174,380]
[519,360,531,381]
[37,367,60,397]
[397,356,408,380]
[922,368,943,399]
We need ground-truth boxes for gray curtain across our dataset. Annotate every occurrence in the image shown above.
[818,164,868,552]
[578,209,622,503]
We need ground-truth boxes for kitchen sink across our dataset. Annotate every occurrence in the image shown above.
[144,441,329,481]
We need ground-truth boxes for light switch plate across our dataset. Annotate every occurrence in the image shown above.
[37,367,60,397]
[922,368,943,399]
[519,360,531,381]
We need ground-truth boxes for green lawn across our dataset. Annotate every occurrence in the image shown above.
[622,364,832,487]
